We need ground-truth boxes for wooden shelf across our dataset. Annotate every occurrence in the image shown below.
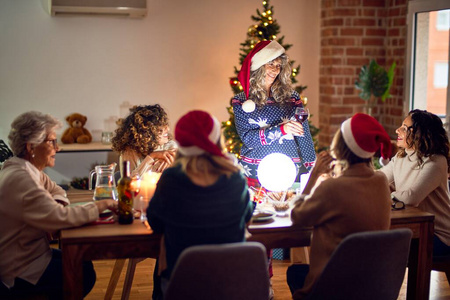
[58,142,113,153]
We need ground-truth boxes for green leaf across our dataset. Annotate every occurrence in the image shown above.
[381,61,396,102]
[355,60,395,103]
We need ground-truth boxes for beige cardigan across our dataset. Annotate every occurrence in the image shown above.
[291,163,391,299]
[0,157,99,288]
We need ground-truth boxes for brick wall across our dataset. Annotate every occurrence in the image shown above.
[319,0,408,148]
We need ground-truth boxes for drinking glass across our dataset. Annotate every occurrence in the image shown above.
[294,107,310,123]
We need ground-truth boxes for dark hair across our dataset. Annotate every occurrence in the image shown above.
[399,109,450,172]
[111,105,169,156]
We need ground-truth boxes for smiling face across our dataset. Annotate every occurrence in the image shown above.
[30,131,59,171]
[157,126,170,146]
[395,115,413,150]
[264,58,282,89]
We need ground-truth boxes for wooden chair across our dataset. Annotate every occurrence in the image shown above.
[105,258,146,300]
[303,229,412,300]
[164,242,270,300]
[105,170,145,300]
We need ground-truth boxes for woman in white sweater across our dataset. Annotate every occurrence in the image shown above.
[381,109,450,256]
[0,111,117,299]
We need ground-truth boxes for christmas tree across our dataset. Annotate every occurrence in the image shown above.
[222,0,318,156]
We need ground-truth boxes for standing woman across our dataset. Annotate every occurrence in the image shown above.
[0,111,117,299]
[111,104,177,177]
[381,109,450,256]
[232,40,316,188]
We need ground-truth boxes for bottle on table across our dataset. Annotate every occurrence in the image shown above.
[118,160,134,224]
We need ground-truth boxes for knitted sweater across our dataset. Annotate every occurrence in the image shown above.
[147,164,253,279]
[232,91,316,182]
[381,150,450,245]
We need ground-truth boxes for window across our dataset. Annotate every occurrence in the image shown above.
[406,0,450,121]
[436,10,450,31]
[434,62,449,88]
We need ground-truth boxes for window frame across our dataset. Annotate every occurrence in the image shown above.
[405,0,450,122]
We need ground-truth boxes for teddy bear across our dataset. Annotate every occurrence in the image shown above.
[61,113,92,144]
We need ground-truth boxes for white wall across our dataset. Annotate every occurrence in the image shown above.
[0,0,320,181]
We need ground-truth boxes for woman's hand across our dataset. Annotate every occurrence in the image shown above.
[282,121,304,136]
[149,150,177,165]
[95,200,118,214]
[301,151,335,195]
[312,151,335,177]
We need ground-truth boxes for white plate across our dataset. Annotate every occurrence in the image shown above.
[252,210,275,222]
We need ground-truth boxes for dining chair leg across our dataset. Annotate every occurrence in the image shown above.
[105,259,126,300]
[121,258,141,300]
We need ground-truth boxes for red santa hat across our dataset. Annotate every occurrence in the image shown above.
[238,40,285,98]
[341,113,392,164]
[175,110,225,158]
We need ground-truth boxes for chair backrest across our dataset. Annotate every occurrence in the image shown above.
[164,242,270,300]
[305,229,412,300]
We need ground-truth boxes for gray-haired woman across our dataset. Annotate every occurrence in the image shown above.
[0,111,117,299]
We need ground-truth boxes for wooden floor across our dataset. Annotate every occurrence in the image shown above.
[84,258,450,300]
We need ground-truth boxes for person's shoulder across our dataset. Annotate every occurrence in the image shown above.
[231,92,247,105]
[427,154,448,168]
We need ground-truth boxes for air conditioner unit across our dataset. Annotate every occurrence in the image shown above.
[47,0,147,18]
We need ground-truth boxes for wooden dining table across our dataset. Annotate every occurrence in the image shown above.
[61,190,434,300]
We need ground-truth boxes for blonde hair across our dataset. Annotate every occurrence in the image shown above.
[175,137,240,180]
[176,154,240,179]
[248,54,293,107]
[330,129,372,175]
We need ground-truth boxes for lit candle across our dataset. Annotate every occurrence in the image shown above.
[137,171,161,223]
[139,171,161,200]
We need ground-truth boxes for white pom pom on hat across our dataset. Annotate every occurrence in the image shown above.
[242,100,256,113]
[238,40,285,98]
[340,113,392,161]
[175,110,225,158]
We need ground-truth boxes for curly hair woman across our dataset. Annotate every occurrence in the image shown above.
[381,109,450,257]
[231,40,316,189]
[111,104,177,177]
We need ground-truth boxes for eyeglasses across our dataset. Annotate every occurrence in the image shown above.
[392,197,405,210]
[44,139,58,149]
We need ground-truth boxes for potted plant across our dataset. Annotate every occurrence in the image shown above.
[355,60,396,116]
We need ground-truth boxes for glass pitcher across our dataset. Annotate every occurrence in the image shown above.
[89,163,119,201]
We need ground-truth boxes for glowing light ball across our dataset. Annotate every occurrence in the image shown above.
[257,153,297,191]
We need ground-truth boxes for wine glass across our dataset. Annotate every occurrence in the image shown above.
[294,107,310,123]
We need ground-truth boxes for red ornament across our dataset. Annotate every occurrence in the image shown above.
[229,77,239,86]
